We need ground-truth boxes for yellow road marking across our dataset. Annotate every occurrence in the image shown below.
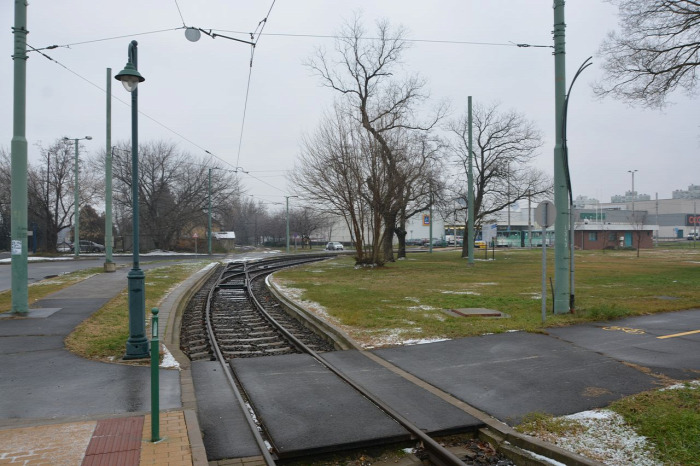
[657,330,700,340]
[602,326,645,335]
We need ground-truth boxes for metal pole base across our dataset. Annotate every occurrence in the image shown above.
[124,267,149,359]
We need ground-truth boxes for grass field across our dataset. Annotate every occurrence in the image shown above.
[275,246,700,464]
[273,247,700,347]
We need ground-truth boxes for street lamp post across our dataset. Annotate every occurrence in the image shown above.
[285,195,298,253]
[64,136,92,258]
[628,169,638,221]
[115,40,148,359]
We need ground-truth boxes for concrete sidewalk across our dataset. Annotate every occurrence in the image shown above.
[0,411,191,465]
[0,261,218,466]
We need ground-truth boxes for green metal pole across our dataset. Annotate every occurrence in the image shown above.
[286,196,290,253]
[150,308,160,442]
[123,41,149,359]
[553,0,570,313]
[10,0,28,315]
[467,96,475,265]
[105,68,115,270]
[73,139,80,258]
[208,168,212,255]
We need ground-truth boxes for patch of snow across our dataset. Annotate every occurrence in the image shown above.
[441,290,481,295]
[523,450,566,466]
[159,345,180,369]
[530,409,663,466]
[0,256,74,264]
[404,297,420,303]
[402,337,450,346]
[660,380,700,391]
[407,305,438,311]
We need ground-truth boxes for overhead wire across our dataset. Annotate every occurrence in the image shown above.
[26,43,238,172]
[31,28,184,51]
[234,0,277,170]
[25,9,550,198]
[173,0,187,27]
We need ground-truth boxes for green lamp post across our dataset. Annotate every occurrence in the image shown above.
[115,40,148,359]
[63,136,92,258]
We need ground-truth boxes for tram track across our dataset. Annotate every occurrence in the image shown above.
[181,256,479,465]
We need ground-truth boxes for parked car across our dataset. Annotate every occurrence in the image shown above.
[325,241,344,251]
[78,240,105,252]
[56,241,73,253]
[688,232,699,240]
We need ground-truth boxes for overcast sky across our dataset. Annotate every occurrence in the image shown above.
[1,1,697,209]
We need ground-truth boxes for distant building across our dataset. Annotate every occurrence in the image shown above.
[214,231,236,251]
[610,190,651,203]
[672,184,700,200]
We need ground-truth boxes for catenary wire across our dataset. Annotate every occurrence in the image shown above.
[174,0,187,27]
[27,44,239,173]
[31,28,184,51]
[234,0,277,170]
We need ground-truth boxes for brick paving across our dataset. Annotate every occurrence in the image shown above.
[140,411,193,466]
[0,411,194,466]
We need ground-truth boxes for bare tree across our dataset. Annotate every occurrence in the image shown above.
[595,0,700,107]
[26,138,102,251]
[109,140,241,250]
[306,15,446,264]
[448,102,551,256]
[291,105,376,262]
[0,148,11,251]
[289,207,330,249]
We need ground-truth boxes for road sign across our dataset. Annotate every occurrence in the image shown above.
[535,201,556,228]
[193,233,199,239]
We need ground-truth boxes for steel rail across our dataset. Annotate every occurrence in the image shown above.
[243,264,466,466]
[203,263,277,465]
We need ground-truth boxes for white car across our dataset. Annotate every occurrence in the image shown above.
[325,242,344,251]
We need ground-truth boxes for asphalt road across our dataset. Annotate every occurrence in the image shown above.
[0,253,225,293]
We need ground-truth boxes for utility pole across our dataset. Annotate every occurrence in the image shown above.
[467,96,475,265]
[10,0,28,314]
[553,0,570,313]
[105,68,116,272]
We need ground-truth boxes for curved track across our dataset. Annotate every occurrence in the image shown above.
[183,256,478,465]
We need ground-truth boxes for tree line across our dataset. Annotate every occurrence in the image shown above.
[0,140,247,252]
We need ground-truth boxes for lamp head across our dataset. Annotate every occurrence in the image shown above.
[115,61,145,92]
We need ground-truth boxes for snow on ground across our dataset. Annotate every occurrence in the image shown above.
[0,256,74,264]
[524,409,662,466]
[159,344,179,369]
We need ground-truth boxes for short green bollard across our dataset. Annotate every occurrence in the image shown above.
[150,308,160,442]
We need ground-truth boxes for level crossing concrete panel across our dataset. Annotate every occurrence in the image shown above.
[372,332,659,425]
[231,353,409,458]
[190,361,261,460]
[321,350,482,434]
